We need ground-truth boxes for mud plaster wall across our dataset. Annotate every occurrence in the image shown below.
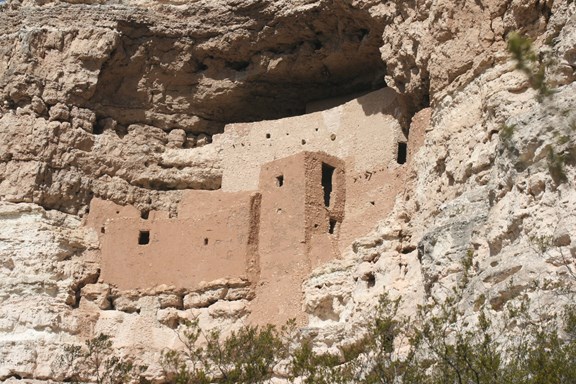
[85,93,429,323]
[217,88,407,193]
[304,152,346,269]
[249,152,345,325]
[92,191,260,290]
[217,88,423,254]
[340,108,430,248]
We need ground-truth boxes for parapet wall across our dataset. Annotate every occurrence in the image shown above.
[217,88,407,192]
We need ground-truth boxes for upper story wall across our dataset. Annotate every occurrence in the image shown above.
[216,88,407,192]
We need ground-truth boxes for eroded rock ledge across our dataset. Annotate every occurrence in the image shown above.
[0,0,388,132]
[0,0,565,215]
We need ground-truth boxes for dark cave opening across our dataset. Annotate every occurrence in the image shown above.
[86,8,388,134]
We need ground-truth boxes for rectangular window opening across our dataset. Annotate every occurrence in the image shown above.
[322,163,335,207]
[138,230,150,245]
[204,238,209,246]
[328,218,338,235]
[397,142,407,164]
[276,175,284,187]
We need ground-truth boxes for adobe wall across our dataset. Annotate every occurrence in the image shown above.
[89,191,261,290]
[217,87,407,193]
[340,108,431,249]
[251,153,308,324]
[249,151,345,325]
[83,93,430,324]
[303,152,346,269]
[215,87,415,258]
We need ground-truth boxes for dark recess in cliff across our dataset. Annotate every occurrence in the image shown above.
[86,2,387,133]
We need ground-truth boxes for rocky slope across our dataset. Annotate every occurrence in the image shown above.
[1,0,575,381]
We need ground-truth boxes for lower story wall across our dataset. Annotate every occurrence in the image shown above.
[93,192,261,290]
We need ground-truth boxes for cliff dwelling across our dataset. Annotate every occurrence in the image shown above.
[87,87,420,324]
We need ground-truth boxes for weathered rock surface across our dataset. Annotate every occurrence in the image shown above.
[0,201,256,381]
[0,111,222,214]
[304,59,576,351]
[380,0,563,108]
[0,0,389,131]
[1,0,576,381]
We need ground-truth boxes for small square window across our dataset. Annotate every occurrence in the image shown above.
[138,230,150,245]
[276,175,284,187]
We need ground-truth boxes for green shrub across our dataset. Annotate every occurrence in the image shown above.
[55,333,147,384]
[57,295,576,384]
[161,318,289,384]
[507,32,553,99]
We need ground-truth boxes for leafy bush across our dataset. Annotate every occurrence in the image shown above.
[507,32,553,100]
[161,319,290,384]
[54,333,147,384]
[56,292,576,384]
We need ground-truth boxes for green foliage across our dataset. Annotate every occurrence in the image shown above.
[207,324,288,383]
[55,333,147,384]
[59,298,576,384]
[289,339,346,384]
[529,234,554,255]
[287,294,412,384]
[161,318,290,384]
[360,295,415,384]
[508,32,537,71]
[499,123,515,143]
[503,32,575,186]
[412,300,510,384]
[546,146,568,183]
[160,319,209,384]
[507,304,576,384]
[507,32,553,100]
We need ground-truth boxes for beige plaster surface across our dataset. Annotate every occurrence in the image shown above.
[251,153,309,325]
[339,108,430,250]
[217,88,407,192]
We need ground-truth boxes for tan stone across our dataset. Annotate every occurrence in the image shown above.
[225,287,255,301]
[80,283,111,310]
[183,289,227,309]
[158,294,183,309]
[166,129,186,149]
[208,300,249,319]
[111,296,140,313]
[157,308,182,329]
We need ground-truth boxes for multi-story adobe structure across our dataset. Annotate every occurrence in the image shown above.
[86,87,426,324]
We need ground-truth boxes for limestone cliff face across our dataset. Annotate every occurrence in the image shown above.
[1,0,575,381]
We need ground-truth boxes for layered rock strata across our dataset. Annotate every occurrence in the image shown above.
[0,0,575,382]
